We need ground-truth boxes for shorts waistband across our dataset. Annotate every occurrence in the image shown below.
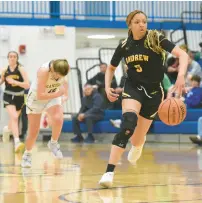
[127,79,161,90]
[4,90,24,96]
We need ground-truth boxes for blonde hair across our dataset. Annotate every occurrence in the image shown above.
[145,30,166,64]
[179,44,188,53]
[53,59,69,76]
[126,10,166,64]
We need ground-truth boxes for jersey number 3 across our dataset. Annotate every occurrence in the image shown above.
[48,88,57,93]
[134,64,143,72]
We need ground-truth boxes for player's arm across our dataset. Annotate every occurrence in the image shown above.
[0,68,6,85]
[160,36,189,96]
[160,36,189,77]
[171,47,189,77]
[105,41,126,97]
[62,79,68,103]
[15,66,30,89]
[105,64,117,90]
[37,68,64,100]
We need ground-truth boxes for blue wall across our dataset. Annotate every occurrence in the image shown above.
[0,1,201,30]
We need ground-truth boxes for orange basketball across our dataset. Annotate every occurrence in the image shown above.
[158,98,187,126]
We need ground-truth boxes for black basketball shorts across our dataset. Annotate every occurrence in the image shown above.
[3,93,24,111]
[122,79,164,120]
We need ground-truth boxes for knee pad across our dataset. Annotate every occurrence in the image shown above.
[112,112,138,148]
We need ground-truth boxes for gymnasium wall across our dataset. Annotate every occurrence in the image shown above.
[0,26,76,82]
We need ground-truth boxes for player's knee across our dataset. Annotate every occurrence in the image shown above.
[121,112,138,134]
[112,112,138,148]
[52,114,63,125]
[11,113,19,122]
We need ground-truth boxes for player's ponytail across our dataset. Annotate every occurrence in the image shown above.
[145,30,166,64]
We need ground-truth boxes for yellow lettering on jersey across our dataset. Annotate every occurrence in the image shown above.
[135,55,139,61]
[126,54,149,64]
[143,55,149,61]
[134,64,143,72]
[126,57,129,64]
[7,75,19,80]
[139,54,143,61]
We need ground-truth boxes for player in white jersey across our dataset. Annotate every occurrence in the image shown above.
[21,59,69,168]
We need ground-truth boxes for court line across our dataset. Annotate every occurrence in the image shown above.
[0,170,202,177]
[0,182,202,196]
[58,184,202,203]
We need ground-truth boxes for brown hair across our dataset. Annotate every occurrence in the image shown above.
[191,75,201,83]
[53,59,70,76]
[7,51,22,66]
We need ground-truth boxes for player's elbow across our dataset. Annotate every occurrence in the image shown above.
[109,64,116,72]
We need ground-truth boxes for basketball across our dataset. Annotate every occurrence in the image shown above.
[158,98,187,126]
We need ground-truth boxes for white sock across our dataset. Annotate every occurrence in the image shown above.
[51,138,58,144]
[132,137,146,150]
[25,149,32,154]
[14,137,20,144]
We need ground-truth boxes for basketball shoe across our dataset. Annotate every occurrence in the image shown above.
[127,137,146,165]
[99,172,114,188]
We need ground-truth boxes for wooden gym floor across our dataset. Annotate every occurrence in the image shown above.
[0,138,202,203]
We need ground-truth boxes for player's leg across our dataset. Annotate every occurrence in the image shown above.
[21,92,44,168]
[99,99,141,188]
[46,101,64,159]
[127,115,152,164]
[21,113,41,168]
[128,86,164,164]
[5,105,25,152]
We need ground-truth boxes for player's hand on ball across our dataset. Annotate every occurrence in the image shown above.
[106,88,119,102]
[170,75,185,98]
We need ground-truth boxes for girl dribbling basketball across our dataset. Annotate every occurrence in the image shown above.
[99,10,189,188]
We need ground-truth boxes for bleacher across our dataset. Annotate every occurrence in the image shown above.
[62,108,202,135]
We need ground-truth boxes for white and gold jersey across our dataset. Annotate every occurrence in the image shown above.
[26,61,67,114]
[30,61,66,94]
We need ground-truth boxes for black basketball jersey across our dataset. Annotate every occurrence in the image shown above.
[4,65,24,92]
[111,30,176,88]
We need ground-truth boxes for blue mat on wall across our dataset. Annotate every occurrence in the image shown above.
[62,109,202,134]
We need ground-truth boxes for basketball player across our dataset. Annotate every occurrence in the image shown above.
[99,10,189,188]
[21,59,69,168]
[0,51,30,153]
